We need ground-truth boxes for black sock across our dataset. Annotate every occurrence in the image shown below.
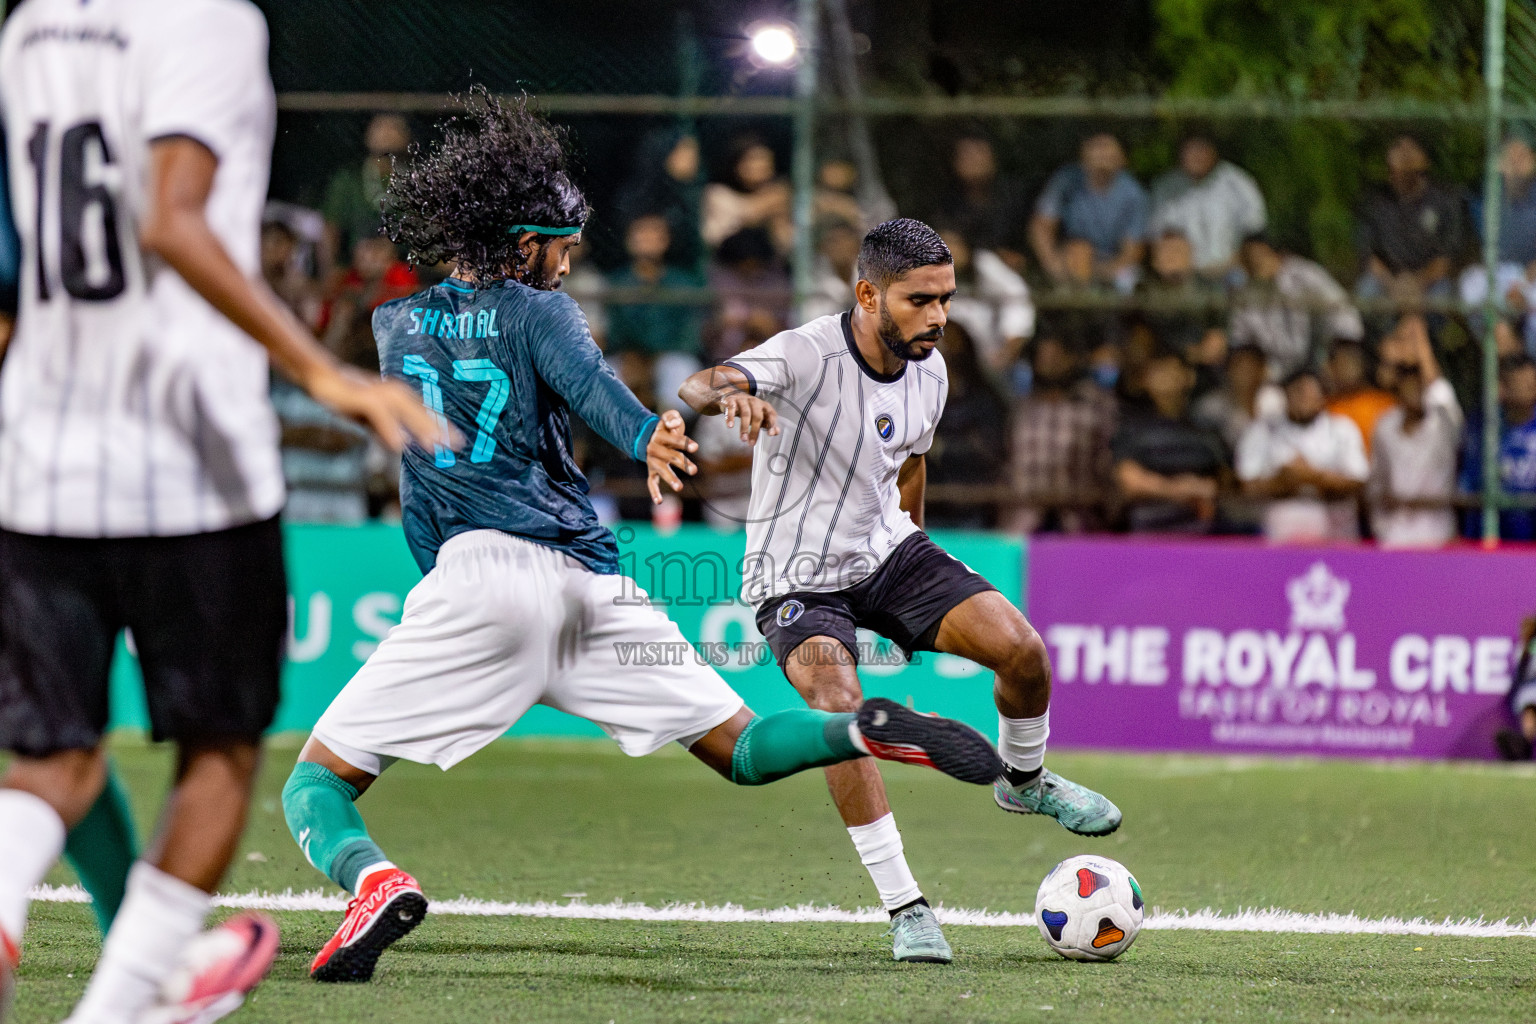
[1003,764,1042,788]
[889,895,930,919]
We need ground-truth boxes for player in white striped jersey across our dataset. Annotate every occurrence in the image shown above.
[681,218,1121,964]
[0,2,443,1021]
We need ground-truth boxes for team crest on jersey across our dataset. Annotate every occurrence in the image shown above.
[875,414,895,441]
[776,600,806,626]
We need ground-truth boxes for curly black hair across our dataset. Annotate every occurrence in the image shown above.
[382,88,590,281]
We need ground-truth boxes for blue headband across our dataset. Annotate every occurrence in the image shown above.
[507,224,583,236]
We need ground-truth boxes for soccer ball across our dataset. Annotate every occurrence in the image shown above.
[1034,854,1144,961]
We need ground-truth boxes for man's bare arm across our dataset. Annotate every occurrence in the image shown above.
[140,137,449,453]
[678,364,779,444]
[898,454,926,529]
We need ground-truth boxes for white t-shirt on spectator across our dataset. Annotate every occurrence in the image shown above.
[1236,412,1369,542]
[0,0,283,537]
[1369,378,1462,548]
[947,249,1035,367]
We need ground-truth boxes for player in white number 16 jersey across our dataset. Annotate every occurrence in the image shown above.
[0,2,444,1022]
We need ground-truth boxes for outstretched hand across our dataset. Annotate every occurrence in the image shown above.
[308,364,460,454]
[718,391,780,445]
[646,409,699,504]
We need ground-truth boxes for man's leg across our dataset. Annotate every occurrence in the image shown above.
[61,742,260,1024]
[781,638,948,963]
[63,762,140,934]
[933,590,1121,835]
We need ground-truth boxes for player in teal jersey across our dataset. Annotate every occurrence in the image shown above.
[280,91,1002,983]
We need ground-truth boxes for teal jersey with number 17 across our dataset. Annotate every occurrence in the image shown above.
[373,277,659,575]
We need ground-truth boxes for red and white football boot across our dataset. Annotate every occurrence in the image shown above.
[0,925,18,1023]
[310,868,427,983]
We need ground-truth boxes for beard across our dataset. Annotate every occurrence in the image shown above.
[877,305,941,362]
[518,244,562,291]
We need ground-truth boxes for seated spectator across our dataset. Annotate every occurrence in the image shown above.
[1325,335,1397,456]
[1150,134,1267,280]
[261,219,319,328]
[322,113,411,271]
[1111,347,1228,533]
[1462,136,1536,352]
[933,133,1030,272]
[939,225,1035,384]
[1237,369,1369,543]
[1369,331,1462,548]
[320,236,419,373]
[705,228,792,361]
[802,220,861,322]
[1137,229,1226,360]
[926,322,1010,529]
[615,129,704,273]
[701,137,793,258]
[1460,354,1536,540]
[815,158,872,232]
[1005,330,1116,534]
[1231,233,1364,377]
[1031,133,1149,293]
[606,214,703,414]
[1194,344,1284,451]
[1356,135,1466,304]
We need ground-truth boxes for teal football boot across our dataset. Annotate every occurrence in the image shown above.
[994,768,1122,837]
[887,904,952,963]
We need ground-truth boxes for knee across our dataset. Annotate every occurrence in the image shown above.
[998,625,1051,689]
[2,748,107,826]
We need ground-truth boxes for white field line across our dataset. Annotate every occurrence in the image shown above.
[30,884,1536,939]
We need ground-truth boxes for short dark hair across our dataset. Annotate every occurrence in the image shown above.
[382,88,589,280]
[1228,343,1266,365]
[1282,367,1323,390]
[856,218,953,290]
[1500,353,1536,378]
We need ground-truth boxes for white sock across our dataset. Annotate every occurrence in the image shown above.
[354,860,396,893]
[998,710,1050,774]
[846,813,922,911]
[0,789,66,943]
[66,862,210,1024]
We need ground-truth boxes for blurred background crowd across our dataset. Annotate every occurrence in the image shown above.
[263,113,1536,548]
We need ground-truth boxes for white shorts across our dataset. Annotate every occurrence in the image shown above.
[313,530,745,774]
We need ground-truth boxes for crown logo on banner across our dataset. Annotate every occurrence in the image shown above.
[1286,562,1350,633]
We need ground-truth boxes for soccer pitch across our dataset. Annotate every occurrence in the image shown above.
[8,737,1535,1023]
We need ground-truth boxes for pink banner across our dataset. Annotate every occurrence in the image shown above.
[1027,538,1536,759]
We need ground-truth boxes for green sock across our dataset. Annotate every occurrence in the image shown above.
[63,764,138,934]
[282,761,389,893]
[729,709,862,785]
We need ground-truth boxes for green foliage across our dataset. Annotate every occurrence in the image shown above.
[1150,0,1486,276]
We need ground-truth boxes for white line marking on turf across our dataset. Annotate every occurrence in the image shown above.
[30,885,1536,938]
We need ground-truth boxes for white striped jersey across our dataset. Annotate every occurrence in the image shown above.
[724,312,948,606]
[0,0,283,537]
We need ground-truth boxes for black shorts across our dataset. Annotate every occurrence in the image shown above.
[0,517,287,757]
[756,532,997,668]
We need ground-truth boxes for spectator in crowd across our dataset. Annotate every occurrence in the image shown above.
[926,322,1010,528]
[560,240,608,350]
[1031,133,1149,293]
[606,213,704,414]
[1111,347,1228,533]
[319,235,419,373]
[1356,134,1467,304]
[615,129,706,274]
[322,112,411,268]
[1194,343,1283,451]
[704,227,791,362]
[1137,228,1227,360]
[1237,368,1369,543]
[1368,330,1463,548]
[815,158,871,232]
[1463,135,1536,352]
[1460,354,1536,540]
[1325,334,1397,456]
[261,219,319,328]
[1005,329,1116,534]
[933,132,1031,272]
[1149,134,1267,281]
[1231,233,1365,377]
[701,137,793,258]
[938,225,1035,385]
[802,220,861,321]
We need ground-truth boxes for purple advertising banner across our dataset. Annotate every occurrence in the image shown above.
[1027,537,1536,760]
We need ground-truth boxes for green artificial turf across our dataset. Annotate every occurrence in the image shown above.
[7,737,1536,1023]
